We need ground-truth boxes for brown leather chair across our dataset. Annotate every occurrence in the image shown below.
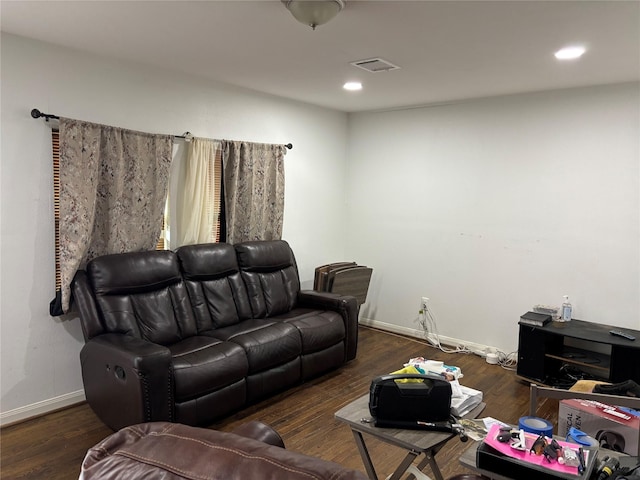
[79,421,367,480]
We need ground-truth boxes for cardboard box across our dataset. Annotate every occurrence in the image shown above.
[558,399,640,455]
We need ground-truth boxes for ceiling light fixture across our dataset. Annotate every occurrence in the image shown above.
[343,81,362,91]
[282,0,345,30]
[554,46,586,60]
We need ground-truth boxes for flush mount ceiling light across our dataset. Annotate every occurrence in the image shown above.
[343,81,362,91]
[555,45,586,60]
[282,0,345,30]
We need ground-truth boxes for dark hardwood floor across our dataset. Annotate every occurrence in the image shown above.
[0,327,560,479]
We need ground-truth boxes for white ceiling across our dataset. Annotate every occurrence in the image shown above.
[1,0,639,113]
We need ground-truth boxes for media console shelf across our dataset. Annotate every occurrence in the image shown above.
[517,318,640,386]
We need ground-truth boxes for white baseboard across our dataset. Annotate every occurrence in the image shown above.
[358,317,494,357]
[0,390,86,427]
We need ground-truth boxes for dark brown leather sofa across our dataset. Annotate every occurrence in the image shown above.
[79,421,367,480]
[73,240,358,431]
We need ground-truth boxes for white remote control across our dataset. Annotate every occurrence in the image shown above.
[609,329,636,341]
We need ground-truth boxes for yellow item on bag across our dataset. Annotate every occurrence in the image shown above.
[390,365,424,383]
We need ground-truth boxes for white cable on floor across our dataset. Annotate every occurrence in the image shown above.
[416,303,518,370]
[417,304,473,355]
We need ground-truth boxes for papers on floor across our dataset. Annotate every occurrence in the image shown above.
[450,380,483,417]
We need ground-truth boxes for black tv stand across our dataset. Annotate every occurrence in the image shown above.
[516,317,640,386]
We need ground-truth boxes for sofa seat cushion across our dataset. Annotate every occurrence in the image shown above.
[169,337,248,402]
[273,308,345,354]
[206,320,301,374]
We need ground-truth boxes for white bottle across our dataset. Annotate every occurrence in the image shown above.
[561,295,572,322]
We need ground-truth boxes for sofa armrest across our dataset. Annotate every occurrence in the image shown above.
[231,420,286,448]
[297,290,359,361]
[80,334,173,431]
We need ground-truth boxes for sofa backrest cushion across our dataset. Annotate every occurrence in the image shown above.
[87,250,197,345]
[177,243,252,330]
[235,240,300,318]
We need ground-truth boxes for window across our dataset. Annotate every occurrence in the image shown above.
[163,140,223,249]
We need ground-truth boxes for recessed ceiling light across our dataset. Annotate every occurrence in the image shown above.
[555,46,586,60]
[343,81,362,91]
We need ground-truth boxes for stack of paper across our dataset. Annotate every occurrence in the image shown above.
[450,381,483,416]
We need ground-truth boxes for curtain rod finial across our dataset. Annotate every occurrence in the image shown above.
[285,143,293,150]
[31,109,59,122]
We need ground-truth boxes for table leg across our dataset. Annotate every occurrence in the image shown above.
[351,430,378,480]
[415,450,445,480]
[388,450,420,480]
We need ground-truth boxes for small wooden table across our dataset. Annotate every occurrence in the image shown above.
[335,394,485,480]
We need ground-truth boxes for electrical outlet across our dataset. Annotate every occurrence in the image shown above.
[421,297,429,310]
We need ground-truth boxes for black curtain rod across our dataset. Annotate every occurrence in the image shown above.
[31,108,59,121]
[30,109,293,150]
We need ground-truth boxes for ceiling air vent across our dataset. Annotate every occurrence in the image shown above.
[350,58,400,73]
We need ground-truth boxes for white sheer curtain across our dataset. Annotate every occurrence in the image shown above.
[175,138,221,247]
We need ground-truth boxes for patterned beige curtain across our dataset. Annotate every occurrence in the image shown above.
[222,141,286,244]
[55,118,172,313]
